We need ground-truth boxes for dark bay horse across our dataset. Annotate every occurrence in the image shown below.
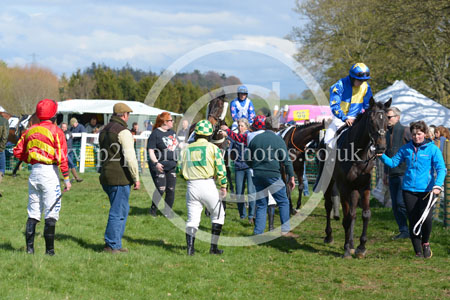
[187,92,231,208]
[322,98,391,258]
[280,121,325,214]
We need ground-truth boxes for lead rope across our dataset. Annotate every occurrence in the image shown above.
[413,192,438,236]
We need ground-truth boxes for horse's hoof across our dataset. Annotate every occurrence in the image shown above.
[349,248,355,255]
[324,236,333,244]
[342,253,353,259]
[333,216,340,221]
[355,248,367,259]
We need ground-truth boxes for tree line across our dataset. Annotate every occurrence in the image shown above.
[0,61,241,115]
[291,0,449,107]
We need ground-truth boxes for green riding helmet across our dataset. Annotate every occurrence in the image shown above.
[195,120,213,136]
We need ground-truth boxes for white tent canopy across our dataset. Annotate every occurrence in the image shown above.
[374,80,450,128]
[57,99,182,116]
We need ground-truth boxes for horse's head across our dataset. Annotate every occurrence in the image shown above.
[207,91,227,126]
[210,119,228,149]
[367,97,392,154]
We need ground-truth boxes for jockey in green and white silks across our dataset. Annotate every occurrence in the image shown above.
[324,63,373,146]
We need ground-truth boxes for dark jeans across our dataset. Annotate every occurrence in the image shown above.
[102,184,130,250]
[403,190,434,254]
[68,151,76,169]
[150,167,176,214]
[252,176,290,234]
[235,168,256,219]
[389,176,408,234]
[0,150,5,175]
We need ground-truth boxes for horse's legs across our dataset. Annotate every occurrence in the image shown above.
[347,190,360,254]
[356,189,371,258]
[342,190,358,258]
[296,189,303,210]
[331,182,340,220]
[324,182,334,243]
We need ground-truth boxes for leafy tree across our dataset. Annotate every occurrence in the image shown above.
[291,0,450,106]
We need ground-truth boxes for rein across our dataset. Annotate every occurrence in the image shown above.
[290,127,304,153]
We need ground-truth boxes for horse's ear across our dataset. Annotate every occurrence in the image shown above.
[384,98,392,108]
[369,97,375,108]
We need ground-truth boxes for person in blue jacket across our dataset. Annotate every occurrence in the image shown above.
[324,63,372,147]
[230,85,255,132]
[378,121,446,258]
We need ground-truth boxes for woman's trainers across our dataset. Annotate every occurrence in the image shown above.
[422,243,432,259]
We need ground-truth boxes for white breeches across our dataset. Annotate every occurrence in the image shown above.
[28,164,62,221]
[186,179,225,229]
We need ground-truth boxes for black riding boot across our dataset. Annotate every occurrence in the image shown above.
[44,218,56,256]
[186,227,197,256]
[268,205,275,231]
[209,223,224,255]
[25,218,38,254]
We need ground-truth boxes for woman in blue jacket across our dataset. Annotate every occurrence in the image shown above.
[379,121,446,258]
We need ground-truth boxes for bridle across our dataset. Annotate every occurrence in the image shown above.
[363,109,387,163]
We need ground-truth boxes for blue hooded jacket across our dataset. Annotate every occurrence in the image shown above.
[380,139,446,192]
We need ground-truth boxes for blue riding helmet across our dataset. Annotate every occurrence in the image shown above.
[237,85,248,94]
[349,63,371,80]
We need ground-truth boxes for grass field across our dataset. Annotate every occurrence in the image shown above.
[0,171,449,300]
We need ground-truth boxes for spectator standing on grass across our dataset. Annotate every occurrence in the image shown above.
[0,114,8,185]
[245,116,299,237]
[69,117,86,167]
[179,120,227,256]
[384,107,411,240]
[14,99,71,255]
[230,118,256,224]
[99,103,140,254]
[378,121,446,258]
[60,122,83,183]
[147,112,178,218]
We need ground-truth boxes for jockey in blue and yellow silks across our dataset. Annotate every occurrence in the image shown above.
[324,63,373,146]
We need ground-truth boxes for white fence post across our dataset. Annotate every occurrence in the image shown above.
[79,132,87,173]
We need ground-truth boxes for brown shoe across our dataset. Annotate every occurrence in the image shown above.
[281,231,299,238]
[104,246,128,254]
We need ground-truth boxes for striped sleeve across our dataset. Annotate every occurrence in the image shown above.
[214,146,227,188]
[55,128,69,179]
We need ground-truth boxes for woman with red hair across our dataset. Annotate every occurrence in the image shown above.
[147,112,179,218]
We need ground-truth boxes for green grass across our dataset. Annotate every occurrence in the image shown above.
[0,172,449,300]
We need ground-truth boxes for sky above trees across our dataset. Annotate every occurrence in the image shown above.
[0,0,308,99]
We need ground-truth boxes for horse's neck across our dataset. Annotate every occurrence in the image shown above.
[348,114,370,150]
[292,125,321,147]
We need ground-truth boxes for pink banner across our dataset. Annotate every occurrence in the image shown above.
[284,105,332,123]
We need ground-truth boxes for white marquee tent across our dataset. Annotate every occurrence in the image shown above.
[58,99,181,117]
[57,99,182,127]
[374,80,450,128]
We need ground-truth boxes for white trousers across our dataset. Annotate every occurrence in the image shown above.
[186,179,225,229]
[28,164,62,221]
[324,117,345,145]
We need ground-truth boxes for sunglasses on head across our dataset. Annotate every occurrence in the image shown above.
[387,115,397,119]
